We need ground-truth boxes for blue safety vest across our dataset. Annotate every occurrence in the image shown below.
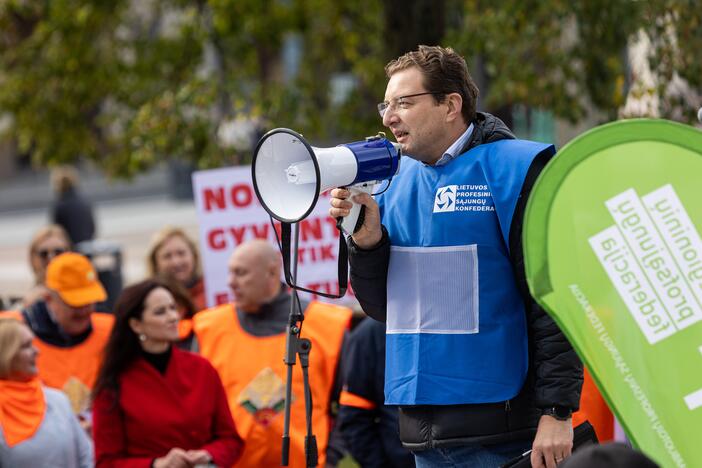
[378,139,555,405]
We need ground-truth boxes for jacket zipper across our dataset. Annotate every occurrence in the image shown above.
[505,399,512,433]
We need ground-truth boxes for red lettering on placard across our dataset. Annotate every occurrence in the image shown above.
[203,188,226,211]
[304,280,351,301]
[293,279,354,302]
[229,226,246,245]
[204,223,337,253]
[208,228,226,250]
[295,243,336,264]
[230,184,253,207]
[301,218,323,241]
[320,244,335,261]
[202,184,257,211]
[306,283,321,300]
[251,223,269,239]
[296,247,307,265]
[324,216,339,233]
[306,281,339,300]
[214,292,230,305]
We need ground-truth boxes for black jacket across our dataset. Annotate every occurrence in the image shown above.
[51,188,96,244]
[22,300,93,347]
[338,318,415,467]
[348,112,583,450]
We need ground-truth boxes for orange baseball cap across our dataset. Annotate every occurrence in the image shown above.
[45,252,107,307]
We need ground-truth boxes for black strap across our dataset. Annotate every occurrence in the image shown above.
[280,222,348,299]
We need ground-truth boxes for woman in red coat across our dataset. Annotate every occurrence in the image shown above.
[92,279,243,468]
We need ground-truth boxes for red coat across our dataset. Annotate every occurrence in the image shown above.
[93,347,243,467]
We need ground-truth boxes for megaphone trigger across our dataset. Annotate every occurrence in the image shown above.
[337,183,375,236]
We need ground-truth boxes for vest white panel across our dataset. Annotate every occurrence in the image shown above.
[386,245,479,334]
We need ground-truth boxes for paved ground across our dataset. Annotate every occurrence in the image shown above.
[0,195,199,303]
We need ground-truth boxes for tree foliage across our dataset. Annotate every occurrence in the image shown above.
[0,0,699,176]
[448,0,701,123]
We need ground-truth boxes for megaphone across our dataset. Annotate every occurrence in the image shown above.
[252,128,401,235]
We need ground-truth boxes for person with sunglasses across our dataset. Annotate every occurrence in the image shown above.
[1,252,114,433]
[330,45,582,468]
[13,224,72,310]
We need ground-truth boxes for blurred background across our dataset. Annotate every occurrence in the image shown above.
[1,0,701,307]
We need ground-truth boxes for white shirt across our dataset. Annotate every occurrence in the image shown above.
[434,123,474,167]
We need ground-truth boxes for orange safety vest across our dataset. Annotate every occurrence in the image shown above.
[0,310,114,414]
[178,318,193,340]
[194,301,351,468]
[339,390,376,410]
[572,367,614,442]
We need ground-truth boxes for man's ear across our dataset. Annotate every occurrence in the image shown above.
[444,93,463,123]
[128,317,143,336]
[269,260,281,280]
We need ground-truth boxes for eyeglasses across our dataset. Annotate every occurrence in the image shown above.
[377,92,441,118]
[36,248,67,260]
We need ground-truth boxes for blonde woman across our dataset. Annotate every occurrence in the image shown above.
[146,227,205,344]
[19,225,72,309]
[0,318,93,467]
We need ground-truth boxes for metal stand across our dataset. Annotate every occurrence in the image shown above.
[281,223,317,467]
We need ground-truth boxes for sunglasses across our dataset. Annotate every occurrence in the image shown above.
[36,248,67,260]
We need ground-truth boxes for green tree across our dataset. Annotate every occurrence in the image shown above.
[642,0,702,122]
[0,1,126,165]
[448,0,701,124]
[0,0,699,176]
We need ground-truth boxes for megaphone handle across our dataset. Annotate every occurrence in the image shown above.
[339,184,374,236]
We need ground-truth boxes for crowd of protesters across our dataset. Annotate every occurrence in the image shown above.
[0,218,648,468]
[0,220,416,468]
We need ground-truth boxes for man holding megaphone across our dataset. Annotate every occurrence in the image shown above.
[329,45,583,468]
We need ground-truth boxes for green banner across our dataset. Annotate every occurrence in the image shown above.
[523,119,702,467]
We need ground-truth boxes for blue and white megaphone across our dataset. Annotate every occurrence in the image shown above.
[252,128,401,235]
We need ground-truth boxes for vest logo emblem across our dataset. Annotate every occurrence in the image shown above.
[62,376,91,414]
[434,185,457,212]
[238,367,291,427]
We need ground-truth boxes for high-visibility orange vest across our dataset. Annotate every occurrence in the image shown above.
[339,390,376,410]
[194,301,351,468]
[178,317,193,340]
[0,310,113,413]
[0,310,23,321]
[572,367,614,442]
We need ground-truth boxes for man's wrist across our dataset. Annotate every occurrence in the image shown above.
[349,226,387,252]
[541,405,572,421]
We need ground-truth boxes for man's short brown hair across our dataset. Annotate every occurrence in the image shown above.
[385,45,479,124]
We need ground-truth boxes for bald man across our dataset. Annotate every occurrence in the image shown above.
[193,240,352,468]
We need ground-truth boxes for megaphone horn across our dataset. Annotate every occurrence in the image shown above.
[252,128,401,235]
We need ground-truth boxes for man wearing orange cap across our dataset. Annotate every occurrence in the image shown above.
[1,252,114,423]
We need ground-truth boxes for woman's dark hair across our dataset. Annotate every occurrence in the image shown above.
[155,274,196,319]
[92,279,172,400]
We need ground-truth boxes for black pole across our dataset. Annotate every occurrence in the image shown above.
[281,223,300,466]
[281,223,317,467]
[299,338,317,467]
